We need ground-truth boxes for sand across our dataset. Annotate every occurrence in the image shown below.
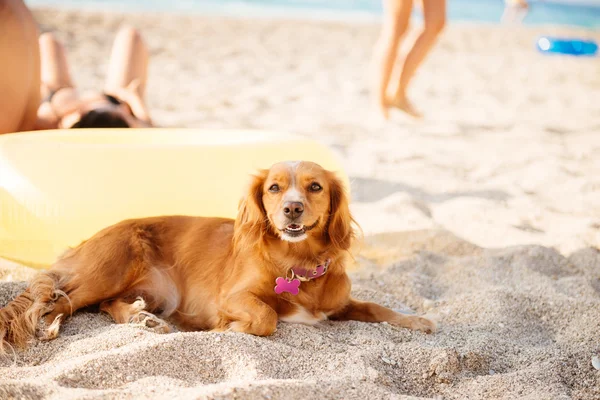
[1,7,600,399]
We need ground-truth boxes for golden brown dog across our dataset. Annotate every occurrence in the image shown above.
[0,161,435,351]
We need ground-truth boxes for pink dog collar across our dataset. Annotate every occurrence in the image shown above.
[274,259,331,296]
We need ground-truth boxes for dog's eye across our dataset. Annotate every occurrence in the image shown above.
[268,184,280,193]
[309,183,322,192]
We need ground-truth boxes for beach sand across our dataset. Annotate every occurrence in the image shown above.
[1,8,600,399]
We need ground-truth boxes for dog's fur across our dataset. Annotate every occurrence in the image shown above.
[0,161,434,351]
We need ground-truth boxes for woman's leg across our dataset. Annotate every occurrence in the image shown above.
[104,26,149,98]
[0,0,40,134]
[104,26,152,125]
[36,32,79,129]
[502,1,528,24]
[39,32,75,96]
[392,0,446,117]
[372,0,413,119]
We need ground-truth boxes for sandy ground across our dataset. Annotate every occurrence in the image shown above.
[1,8,600,399]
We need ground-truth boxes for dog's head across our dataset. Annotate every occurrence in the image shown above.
[234,161,355,252]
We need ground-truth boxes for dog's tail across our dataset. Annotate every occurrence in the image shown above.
[0,271,67,353]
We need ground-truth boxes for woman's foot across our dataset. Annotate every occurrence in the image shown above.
[377,97,390,120]
[389,94,423,119]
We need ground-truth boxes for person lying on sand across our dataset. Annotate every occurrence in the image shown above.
[36,26,153,129]
[0,0,41,134]
[372,0,446,119]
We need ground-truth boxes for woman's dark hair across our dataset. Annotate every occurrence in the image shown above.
[71,110,130,129]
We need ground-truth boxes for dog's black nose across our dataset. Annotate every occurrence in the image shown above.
[283,201,304,219]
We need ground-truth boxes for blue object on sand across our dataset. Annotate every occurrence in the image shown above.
[536,37,598,57]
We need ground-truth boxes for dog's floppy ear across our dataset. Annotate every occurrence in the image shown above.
[325,172,356,252]
[234,169,268,251]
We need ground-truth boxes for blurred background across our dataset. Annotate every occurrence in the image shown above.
[25,0,600,28]
[21,0,600,253]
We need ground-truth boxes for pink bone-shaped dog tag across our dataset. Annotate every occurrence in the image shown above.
[274,277,301,295]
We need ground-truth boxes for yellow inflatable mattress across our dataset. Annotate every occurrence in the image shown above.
[0,129,346,268]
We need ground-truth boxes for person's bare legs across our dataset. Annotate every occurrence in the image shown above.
[392,0,446,118]
[36,32,79,129]
[103,26,152,125]
[39,32,75,96]
[104,26,148,97]
[372,0,412,119]
[0,0,41,134]
[502,1,529,24]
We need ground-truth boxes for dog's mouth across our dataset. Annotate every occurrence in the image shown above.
[281,219,319,238]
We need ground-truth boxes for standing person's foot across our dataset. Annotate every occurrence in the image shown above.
[377,97,390,120]
[389,95,423,119]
